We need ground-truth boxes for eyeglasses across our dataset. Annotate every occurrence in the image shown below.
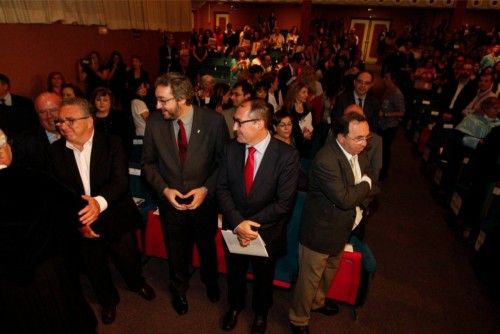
[346,135,372,143]
[55,116,90,127]
[157,97,176,105]
[233,117,260,127]
[278,122,293,128]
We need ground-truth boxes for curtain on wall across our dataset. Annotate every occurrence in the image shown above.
[0,0,191,31]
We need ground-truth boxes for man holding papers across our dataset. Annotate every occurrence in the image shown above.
[217,99,299,334]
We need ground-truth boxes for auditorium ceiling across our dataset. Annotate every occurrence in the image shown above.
[203,0,500,10]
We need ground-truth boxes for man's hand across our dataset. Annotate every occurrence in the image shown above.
[0,143,12,167]
[79,195,101,225]
[235,220,261,246]
[185,187,208,210]
[163,187,188,210]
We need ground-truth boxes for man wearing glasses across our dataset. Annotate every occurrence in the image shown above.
[51,97,155,325]
[332,70,380,131]
[222,80,253,138]
[142,73,228,315]
[289,112,374,334]
[217,99,299,333]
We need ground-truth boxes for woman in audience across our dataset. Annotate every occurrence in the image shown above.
[47,71,65,96]
[106,50,127,109]
[91,87,132,151]
[78,51,108,99]
[262,71,283,113]
[272,110,294,146]
[130,82,152,137]
[284,81,313,157]
[286,26,299,53]
[210,82,231,113]
[61,83,85,101]
[230,48,250,86]
[194,74,216,108]
[126,55,150,103]
[191,34,208,83]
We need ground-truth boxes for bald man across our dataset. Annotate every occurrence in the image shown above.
[12,91,62,172]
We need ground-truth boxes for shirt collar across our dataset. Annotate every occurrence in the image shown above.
[353,91,365,101]
[1,93,12,106]
[336,138,354,161]
[178,105,194,127]
[247,131,271,154]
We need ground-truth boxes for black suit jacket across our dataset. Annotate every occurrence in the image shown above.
[278,64,294,98]
[141,107,229,202]
[11,126,53,173]
[217,137,300,257]
[332,90,380,130]
[51,131,141,238]
[300,138,373,255]
[440,78,477,120]
[0,94,37,138]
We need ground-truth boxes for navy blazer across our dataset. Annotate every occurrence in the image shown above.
[217,137,299,257]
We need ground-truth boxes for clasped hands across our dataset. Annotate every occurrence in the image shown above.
[78,195,101,238]
[235,220,261,247]
[163,186,207,211]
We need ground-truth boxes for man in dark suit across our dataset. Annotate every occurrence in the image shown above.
[440,61,477,123]
[0,73,37,138]
[217,100,299,333]
[141,73,228,315]
[332,70,380,131]
[159,33,181,75]
[289,112,374,334]
[51,98,155,325]
[11,92,62,172]
[0,135,98,334]
[278,53,301,99]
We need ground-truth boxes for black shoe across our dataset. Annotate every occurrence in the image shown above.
[101,305,116,325]
[251,314,267,334]
[137,283,156,301]
[206,284,220,303]
[289,322,310,334]
[172,295,188,315]
[312,302,339,316]
[221,309,240,331]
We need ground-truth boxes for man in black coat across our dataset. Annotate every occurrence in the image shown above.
[217,100,299,333]
[0,73,37,138]
[332,70,380,131]
[0,133,97,334]
[50,98,155,325]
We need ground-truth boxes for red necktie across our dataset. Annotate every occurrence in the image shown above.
[177,119,188,165]
[244,146,256,195]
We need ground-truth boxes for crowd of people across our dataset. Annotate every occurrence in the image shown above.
[0,13,499,334]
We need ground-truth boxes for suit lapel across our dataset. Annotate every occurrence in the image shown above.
[186,108,202,165]
[90,132,106,194]
[162,118,181,168]
[247,139,278,198]
[62,141,85,195]
[234,143,246,197]
[331,139,355,185]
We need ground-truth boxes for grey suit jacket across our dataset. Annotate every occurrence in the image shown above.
[221,107,236,139]
[299,138,373,255]
[141,107,229,201]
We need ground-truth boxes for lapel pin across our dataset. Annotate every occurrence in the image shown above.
[197,129,201,134]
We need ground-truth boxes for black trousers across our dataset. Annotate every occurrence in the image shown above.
[159,199,219,296]
[379,126,399,180]
[80,231,144,307]
[225,249,278,315]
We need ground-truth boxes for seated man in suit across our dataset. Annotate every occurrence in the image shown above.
[1,130,98,334]
[289,112,375,334]
[11,91,62,172]
[0,73,37,138]
[332,70,380,131]
[50,98,155,325]
[217,99,299,333]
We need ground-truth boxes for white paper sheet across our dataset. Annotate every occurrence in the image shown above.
[221,230,269,257]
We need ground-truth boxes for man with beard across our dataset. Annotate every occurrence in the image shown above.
[141,73,228,315]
